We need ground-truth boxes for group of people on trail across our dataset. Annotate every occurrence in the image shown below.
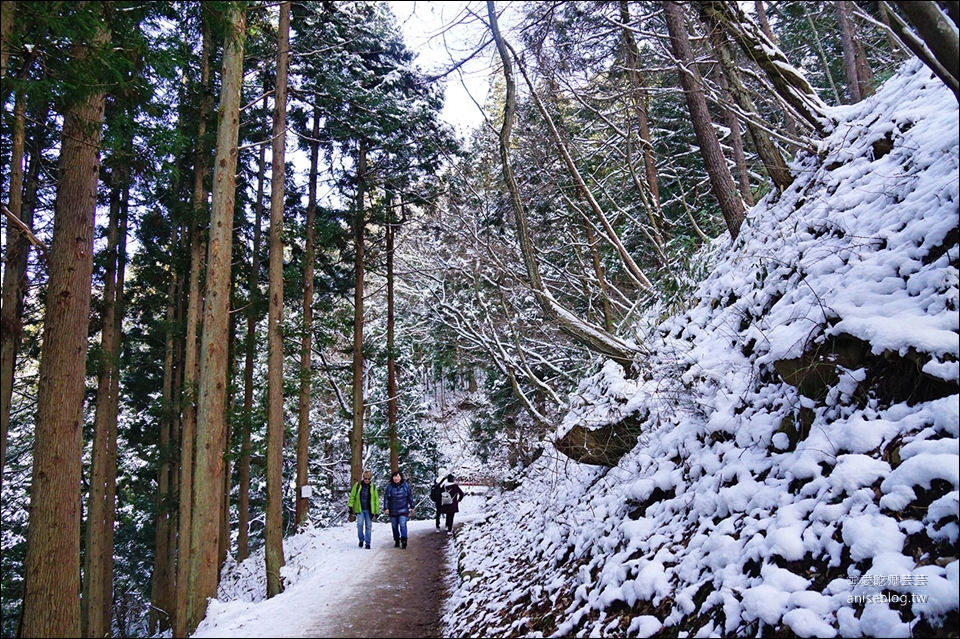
[348,469,466,549]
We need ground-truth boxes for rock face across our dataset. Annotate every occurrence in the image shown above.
[554,412,646,466]
[774,333,957,407]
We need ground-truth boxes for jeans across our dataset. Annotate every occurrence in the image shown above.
[356,510,372,545]
[390,515,408,540]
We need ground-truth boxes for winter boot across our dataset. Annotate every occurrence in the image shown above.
[401,537,407,549]
[394,538,400,548]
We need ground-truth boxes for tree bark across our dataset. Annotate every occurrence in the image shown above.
[836,1,864,102]
[583,221,614,333]
[833,0,873,104]
[239,90,268,562]
[174,13,212,635]
[265,0,290,600]
[185,3,245,634]
[83,168,128,638]
[663,1,745,239]
[889,1,959,100]
[711,55,754,206]
[297,103,320,529]
[386,206,399,472]
[21,14,109,637]
[156,223,180,636]
[0,1,13,80]
[754,0,800,138]
[102,183,128,636]
[619,0,662,213]
[220,322,235,571]
[0,88,26,486]
[702,9,793,192]
[351,142,368,489]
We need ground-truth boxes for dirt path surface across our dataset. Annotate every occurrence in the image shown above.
[304,523,449,638]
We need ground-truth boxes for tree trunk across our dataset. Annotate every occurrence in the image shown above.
[833,0,873,104]
[711,56,754,206]
[836,1,864,102]
[702,8,793,192]
[83,168,128,638]
[583,222,614,333]
[102,183,128,636]
[239,90,267,562]
[185,3,246,634]
[754,1,800,138]
[889,1,959,101]
[265,0,290,600]
[351,142,368,488]
[21,15,109,637]
[619,0,662,214]
[386,209,399,472]
[0,89,26,486]
[220,323,235,572]
[297,104,320,529]
[878,2,906,56]
[663,1,745,239]
[155,223,180,637]
[174,14,212,635]
[0,1,14,80]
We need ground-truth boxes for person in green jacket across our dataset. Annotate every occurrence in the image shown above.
[349,470,380,549]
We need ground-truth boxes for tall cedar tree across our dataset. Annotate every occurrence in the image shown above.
[265,0,291,599]
[20,7,109,637]
[1,88,26,488]
[174,8,213,637]
[82,162,129,638]
[239,90,267,561]
[297,104,321,528]
[185,3,246,634]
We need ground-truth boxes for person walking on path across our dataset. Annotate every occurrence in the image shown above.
[383,469,415,548]
[438,474,466,534]
[429,474,445,530]
[348,470,379,549]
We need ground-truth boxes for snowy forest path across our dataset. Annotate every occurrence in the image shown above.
[302,521,448,638]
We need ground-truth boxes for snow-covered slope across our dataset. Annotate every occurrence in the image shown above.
[443,60,959,638]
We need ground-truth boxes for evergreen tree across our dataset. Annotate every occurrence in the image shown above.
[21,4,109,635]
[185,2,246,633]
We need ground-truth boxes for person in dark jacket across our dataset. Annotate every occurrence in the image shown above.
[438,473,466,534]
[430,474,445,530]
[348,469,379,549]
[383,469,415,548]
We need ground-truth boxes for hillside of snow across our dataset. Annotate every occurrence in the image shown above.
[442,60,959,638]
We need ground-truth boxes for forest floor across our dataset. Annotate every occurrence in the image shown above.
[302,522,450,638]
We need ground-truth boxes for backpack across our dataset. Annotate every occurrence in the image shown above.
[440,486,454,506]
[430,482,443,503]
